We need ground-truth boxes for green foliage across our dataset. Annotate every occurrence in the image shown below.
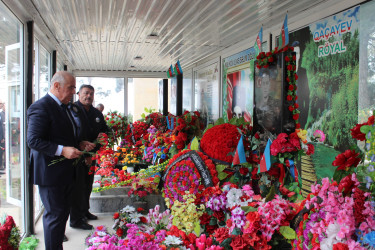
[19,235,39,250]
[214,117,225,126]
[9,226,21,249]
[141,107,156,119]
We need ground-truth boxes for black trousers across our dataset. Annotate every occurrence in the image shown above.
[0,142,4,169]
[39,184,73,250]
[84,170,94,212]
[69,162,88,224]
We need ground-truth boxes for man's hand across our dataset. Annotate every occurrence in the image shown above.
[84,157,93,166]
[96,133,105,140]
[79,141,96,151]
[61,146,82,159]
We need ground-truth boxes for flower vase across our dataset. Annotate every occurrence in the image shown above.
[132,201,148,213]
[127,166,134,173]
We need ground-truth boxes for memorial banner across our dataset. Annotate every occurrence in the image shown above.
[222,48,255,123]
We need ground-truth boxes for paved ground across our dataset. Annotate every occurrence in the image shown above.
[35,213,115,250]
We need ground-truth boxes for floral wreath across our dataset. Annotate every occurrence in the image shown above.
[256,46,300,129]
[163,150,219,206]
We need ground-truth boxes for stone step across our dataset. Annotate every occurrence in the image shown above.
[89,193,167,213]
[91,186,132,196]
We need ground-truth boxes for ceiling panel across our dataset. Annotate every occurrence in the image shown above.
[10,0,361,72]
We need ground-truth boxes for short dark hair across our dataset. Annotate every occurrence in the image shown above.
[77,84,95,94]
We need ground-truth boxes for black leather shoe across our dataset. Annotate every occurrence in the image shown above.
[85,212,98,220]
[70,221,94,230]
[63,235,68,242]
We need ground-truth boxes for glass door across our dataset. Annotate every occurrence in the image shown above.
[5,42,23,207]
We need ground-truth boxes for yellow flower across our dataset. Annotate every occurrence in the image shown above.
[122,166,127,171]
[296,129,308,144]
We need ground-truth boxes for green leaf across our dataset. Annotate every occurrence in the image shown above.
[229,117,236,125]
[172,216,178,226]
[265,185,276,202]
[279,226,297,240]
[231,227,242,235]
[194,221,201,236]
[360,125,371,134]
[220,238,232,248]
[241,206,257,213]
[216,164,227,173]
[218,172,229,180]
[209,217,218,225]
[190,137,199,151]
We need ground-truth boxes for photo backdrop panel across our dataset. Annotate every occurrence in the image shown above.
[222,48,255,123]
[289,6,360,180]
[194,61,220,127]
[359,1,375,123]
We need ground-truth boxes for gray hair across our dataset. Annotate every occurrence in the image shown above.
[50,71,72,88]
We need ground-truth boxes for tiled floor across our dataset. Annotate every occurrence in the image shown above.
[35,213,114,250]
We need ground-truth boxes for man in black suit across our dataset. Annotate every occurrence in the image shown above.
[69,85,108,229]
[27,71,95,250]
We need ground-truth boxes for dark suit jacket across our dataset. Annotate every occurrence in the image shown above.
[27,94,78,186]
[76,101,108,152]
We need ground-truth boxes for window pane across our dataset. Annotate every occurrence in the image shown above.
[39,45,50,98]
[76,77,125,114]
[0,0,24,233]
[128,78,161,121]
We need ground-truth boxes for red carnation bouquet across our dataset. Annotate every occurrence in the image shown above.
[200,123,241,163]
[124,121,149,146]
[105,111,128,148]
[0,215,20,249]
[171,111,201,151]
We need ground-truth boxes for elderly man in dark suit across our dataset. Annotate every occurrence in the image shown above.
[27,71,95,250]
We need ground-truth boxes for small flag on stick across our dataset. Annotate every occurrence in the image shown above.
[278,14,289,48]
[167,65,174,78]
[259,139,272,173]
[254,27,263,56]
[232,135,247,166]
[175,60,183,75]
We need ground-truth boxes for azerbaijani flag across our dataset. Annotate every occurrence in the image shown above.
[232,135,247,166]
[278,14,289,48]
[254,26,263,56]
[167,65,174,78]
[175,60,183,75]
[259,139,272,173]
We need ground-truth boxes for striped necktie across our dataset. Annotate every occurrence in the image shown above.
[61,103,77,137]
